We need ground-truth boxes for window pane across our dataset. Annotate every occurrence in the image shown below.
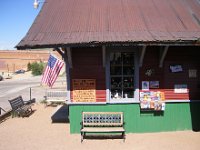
[110,53,122,65]
[110,66,122,75]
[111,77,122,99]
[123,89,134,98]
[123,53,134,65]
[123,66,134,75]
[123,77,134,98]
[110,52,135,100]
[123,77,134,88]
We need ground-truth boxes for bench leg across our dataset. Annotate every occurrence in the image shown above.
[122,132,125,142]
[11,111,18,118]
[81,132,84,143]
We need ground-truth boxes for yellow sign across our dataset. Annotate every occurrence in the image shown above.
[73,79,96,102]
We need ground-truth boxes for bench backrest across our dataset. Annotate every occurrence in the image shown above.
[82,112,123,127]
[8,96,24,110]
[46,91,67,99]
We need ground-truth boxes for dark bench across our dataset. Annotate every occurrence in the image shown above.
[80,112,125,142]
[8,96,33,117]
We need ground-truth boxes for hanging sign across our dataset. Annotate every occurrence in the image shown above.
[140,91,165,111]
[174,84,188,93]
[142,81,149,91]
[73,79,96,102]
[189,69,197,78]
[150,81,159,89]
[170,65,183,73]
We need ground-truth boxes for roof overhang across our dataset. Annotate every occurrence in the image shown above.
[16,40,200,50]
[16,0,200,50]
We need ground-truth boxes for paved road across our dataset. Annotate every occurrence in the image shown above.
[0,76,66,112]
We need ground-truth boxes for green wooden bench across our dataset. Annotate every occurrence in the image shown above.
[80,112,125,142]
[8,96,33,117]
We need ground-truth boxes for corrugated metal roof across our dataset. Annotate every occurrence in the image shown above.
[17,0,200,49]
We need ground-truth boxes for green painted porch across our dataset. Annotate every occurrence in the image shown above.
[69,102,200,134]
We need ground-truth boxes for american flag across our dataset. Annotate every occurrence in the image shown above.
[41,54,64,87]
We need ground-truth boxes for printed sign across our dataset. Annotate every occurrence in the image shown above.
[73,79,96,102]
[189,69,197,78]
[170,65,183,73]
[140,91,165,111]
[142,81,149,91]
[174,84,188,93]
[150,81,159,88]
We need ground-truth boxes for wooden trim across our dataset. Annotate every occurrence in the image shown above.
[107,48,139,103]
[83,112,123,115]
[66,47,73,68]
[105,49,110,103]
[102,45,106,68]
[134,48,140,102]
[139,46,146,67]
[67,102,107,105]
[159,46,169,68]
[62,48,71,102]
[54,47,64,58]
[67,100,200,105]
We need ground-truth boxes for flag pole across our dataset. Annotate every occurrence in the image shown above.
[49,50,52,89]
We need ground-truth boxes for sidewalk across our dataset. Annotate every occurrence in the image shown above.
[0,103,200,150]
[0,73,66,115]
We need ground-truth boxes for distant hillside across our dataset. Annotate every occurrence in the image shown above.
[0,50,61,72]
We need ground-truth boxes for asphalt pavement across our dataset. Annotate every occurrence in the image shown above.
[0,75,66,113]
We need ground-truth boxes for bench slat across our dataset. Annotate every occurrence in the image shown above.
[45,91,67,106]
[8,96,32,117]
[82,112,123,126]
[81,127,125,132]
[81,112,125,142]
[9,96,24,110]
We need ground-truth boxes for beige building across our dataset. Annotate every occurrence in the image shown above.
[0,50,61,72]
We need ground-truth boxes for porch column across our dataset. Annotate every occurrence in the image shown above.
[159,46,169,68]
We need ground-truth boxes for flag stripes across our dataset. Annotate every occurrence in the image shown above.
[41,54,64,87]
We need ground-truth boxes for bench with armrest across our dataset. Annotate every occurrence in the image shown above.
[44,90,67,106]
[0,107,6,115]
[80,112,125,142]
[8,96,33,117]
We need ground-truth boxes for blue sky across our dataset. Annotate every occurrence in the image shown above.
[0,0,42,50]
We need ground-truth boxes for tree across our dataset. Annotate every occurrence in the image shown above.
[29,62,45,76]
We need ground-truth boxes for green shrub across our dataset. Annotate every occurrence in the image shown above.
[29,62,45,76]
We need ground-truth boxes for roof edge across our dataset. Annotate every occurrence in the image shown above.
[16,40,200,50]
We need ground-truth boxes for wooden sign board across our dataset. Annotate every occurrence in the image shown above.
[73,79,96,102]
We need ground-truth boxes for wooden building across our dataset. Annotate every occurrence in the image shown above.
[17,0,200,133]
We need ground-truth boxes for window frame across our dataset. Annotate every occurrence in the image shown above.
[106,47,140,103]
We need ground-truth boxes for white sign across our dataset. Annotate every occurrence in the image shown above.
[174,84,188,93]
[189,69,197,78]
[150,81,159,88]
[142,81,149,91]
[170,65,183,73]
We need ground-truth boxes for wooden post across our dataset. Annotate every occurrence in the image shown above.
[102,45,106,68]
[66,47,73,68]
[159,46,169,68]
[139,45,146,67]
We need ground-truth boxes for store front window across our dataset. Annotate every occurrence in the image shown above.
[110,52,135,100]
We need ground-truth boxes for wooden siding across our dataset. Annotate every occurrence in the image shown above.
[164,47,200,100]
[140,46,200,100]
[70,47,106,102]
[69,102,200,133]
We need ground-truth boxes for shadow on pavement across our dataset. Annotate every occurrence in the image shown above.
[51,104,69,123]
